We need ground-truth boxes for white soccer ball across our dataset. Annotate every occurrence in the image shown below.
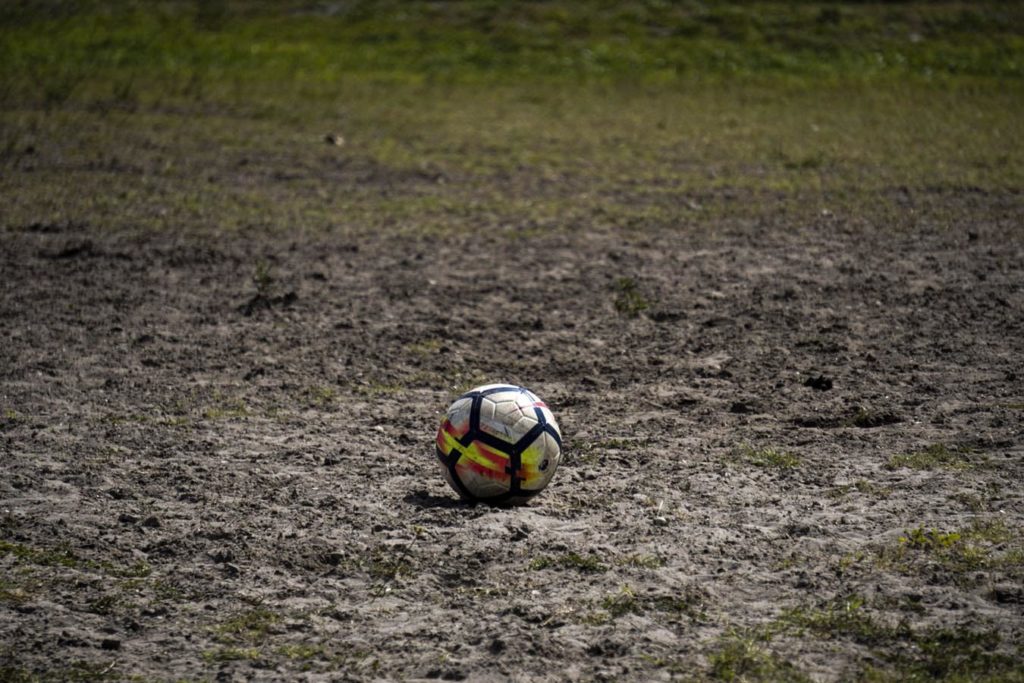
[434,384,562,505]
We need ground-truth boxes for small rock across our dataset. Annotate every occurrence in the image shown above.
[991,584,1022,604]
[207,548,234,564]
[804,375,834,391]
[652,516,669,527]
[324,133,345,146]
[140,515,160,528]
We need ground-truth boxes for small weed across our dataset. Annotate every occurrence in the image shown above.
[112,560,152,579]
[897,628,1014,680]
[855,480,890,496]
[0,579,30,605]
[877,520,1023,579]
[153,580,187,602]
[887,444,972,471]
[531,552,607,573]
[0,540,78,568]
[202,394,250,420]
[836,551,866,577]
[734,443,800,469]
[214,607,280,644]
[963,518,1015,544]
[87,594,122,615]
[774,554,800,571]
[203,647,261,662]
[303,385,337,408]
[366,549,412,581]
[0,409,19,431]
[277,643,322,659]
[578,610,611,626]
[613,277,650,317]
[593,584,706,622]
[780,596,907,645]
[708,628,809,682]
[848,407,901,428]
[949,492,986,512]
[602,585,640,618]
[780,596,1019,680]
[900,527,962,551]
[252,261,274,298]
[407,339,443,357]
[618,554,664,569]
[831,479,891,498]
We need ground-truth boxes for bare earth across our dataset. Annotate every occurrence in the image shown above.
[1,193,1022,680]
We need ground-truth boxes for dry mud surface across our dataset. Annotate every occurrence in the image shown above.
[1,206,1023,681]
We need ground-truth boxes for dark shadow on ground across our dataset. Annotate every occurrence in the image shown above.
[403,489,473,509]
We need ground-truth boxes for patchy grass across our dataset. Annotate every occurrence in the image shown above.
[589,584,707,623]
[202,646,262,663]
[0,540,79,568]
[780,595,906,645]
[734,444,801,470]
[949,492,987,512]
[0,578,31,605]
[0,4,1020,241]
[829,480,893,499]
[779,595,1021,680]
[251,260,275,299]
[613,277,651,317]
[277,643,323,660]
[900,527,963,551]
[0,409,20,431]
[708,627,809,682]
[617,554,664,570]
[876,519,1024,580]
[301,385,337,409]
[368,554,412,581]
[0,660,122,682]
[887,444,973,471]
[213,606,281,644]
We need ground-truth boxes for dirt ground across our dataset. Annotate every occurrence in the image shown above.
[1,192,1023,680]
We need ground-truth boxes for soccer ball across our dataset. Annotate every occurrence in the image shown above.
[435,384,562,505]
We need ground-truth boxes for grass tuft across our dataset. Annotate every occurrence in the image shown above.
[613,277,650,317]
[0,540,79,568]
[779,596,1021,680]
[213,607,280,644]
[590,584,707,623]
[708,628,809,682]
[876,519,1024,580]
[734,444,801,469]
[887,443,972,471]
[780,596,906,645]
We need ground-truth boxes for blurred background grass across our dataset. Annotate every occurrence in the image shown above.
[1,1,1021,236]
